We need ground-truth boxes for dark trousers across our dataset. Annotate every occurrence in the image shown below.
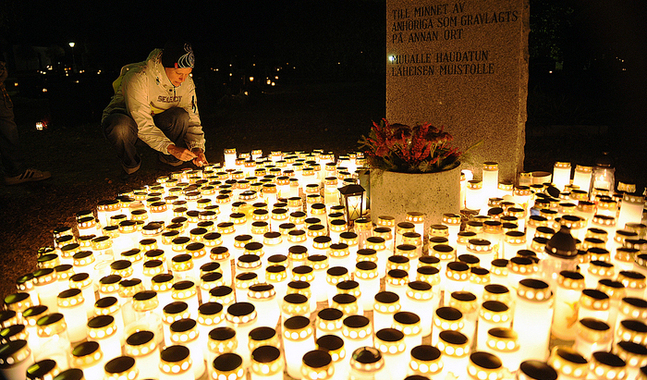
[102,107,190,170]
[0,89,24,177]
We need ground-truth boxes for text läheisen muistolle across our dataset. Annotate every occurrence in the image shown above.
[390,50,494,76]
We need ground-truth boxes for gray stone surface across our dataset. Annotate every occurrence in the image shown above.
[370,165,461,233]
[386,0,529,182]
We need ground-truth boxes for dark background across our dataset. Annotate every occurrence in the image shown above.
[2,0,645,129]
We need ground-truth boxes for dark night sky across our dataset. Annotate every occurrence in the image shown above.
[2,0,385,72]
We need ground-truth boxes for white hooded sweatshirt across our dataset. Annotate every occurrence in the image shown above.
[102,49,206,155]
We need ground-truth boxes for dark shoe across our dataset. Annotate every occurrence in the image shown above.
[159,153,184,167]
[121,161,141,175]
[5,169,51,185]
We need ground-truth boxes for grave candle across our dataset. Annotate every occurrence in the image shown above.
[250,345,283,380]
[124,330,161,380]
[159,345,193,380]
[513,279,553,361]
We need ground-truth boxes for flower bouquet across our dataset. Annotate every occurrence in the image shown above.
[359,118,463,173]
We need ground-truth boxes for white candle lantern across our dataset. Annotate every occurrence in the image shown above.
[449,291,479,343]
[124,330,161,380]
[331,294,359,317]
[444,262,470,305]
[307,254,330,303]
[0,340,33,380]
[616,319,647,347]
[341,315,373,365]
[585,260,615,289]
[70,341,106,379]
[432,306,464,347]
[226,302,258,367]
[476,300,512,351]
[407,345,443,377]
[325,266,350,305]
[614,341,647,379]
[579,289,610,322]
[373,291,400,333]
[589,351,629,380]
[33,268,59,312]
[34,312,71,368]
[206,327,237,372]
[517,360,558,380]
[402,281,436,337]
[618,271,647,299]
[466,179,485,212]
[247,283,280,329]
[282,315,315,379]
[574,318,612,360]
[513,279,553,361]
[315,308,344,339]
[56,288,87,343]
[26,359,61,380]
[552,270,586,341]
[392,311,422,350]
[87,315,121,363]
[373,328,408,379]
[210,246,232,287]
[169,318,205,379]
[438,330,470,379]
[467,351,504,380]
[483,327,521,372]
[547,346,589,380]
[316,334,346,380]
[159,345,193,380]
[301,349,335,380]
[572,165,593,195]
[224,149,237,169]
[552,162,572,192]
[250,345,283,380]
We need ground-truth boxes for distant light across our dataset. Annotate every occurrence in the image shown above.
[14,82,18,87]
[253,63,256,67]
[337,62,341,65]
[69,42,75,48]
[549,70,553,74]
[36,122,45,131]
[75,80,80,84]
[229,73,233,77]
[97,70,102,74]
[274,76,279,80]
[229,64,233,67]
[47,65,53,71]
[244,91,249,96]
[249,76,254,82]
[271,82,276,87]
[389,55,395,63]
[42,88,48,93]
[266,79,271,85]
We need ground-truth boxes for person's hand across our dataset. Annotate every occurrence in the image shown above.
[191,147,208,167]
[167,144,197,162]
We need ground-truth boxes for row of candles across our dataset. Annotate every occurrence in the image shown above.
[0,149,646,380]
